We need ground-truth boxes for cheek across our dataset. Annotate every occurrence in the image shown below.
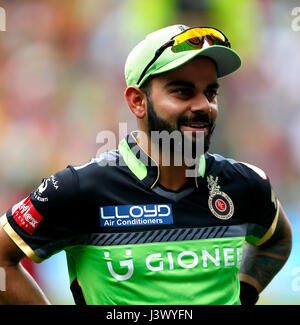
[210,104,218,124]
[152,98,184,122]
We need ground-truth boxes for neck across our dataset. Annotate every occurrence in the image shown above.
[136,131,194,191]
[159,164,189,191]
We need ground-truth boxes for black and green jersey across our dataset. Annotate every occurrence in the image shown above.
[0,133,279,305]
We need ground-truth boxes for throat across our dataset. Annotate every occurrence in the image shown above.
[158,165,191,191]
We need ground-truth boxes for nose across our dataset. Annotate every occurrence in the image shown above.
[190,93,211,114]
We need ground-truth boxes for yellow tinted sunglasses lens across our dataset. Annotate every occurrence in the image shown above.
[172,28,227,52]
[174,28,226,45]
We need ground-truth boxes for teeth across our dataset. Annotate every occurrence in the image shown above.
[187,124,206,128]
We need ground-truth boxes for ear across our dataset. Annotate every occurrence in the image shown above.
[124,86,147,119]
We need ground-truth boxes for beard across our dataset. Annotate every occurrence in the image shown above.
[146,95,215,160]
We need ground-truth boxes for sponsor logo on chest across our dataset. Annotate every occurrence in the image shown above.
[99,204,173,227]
[103,246,243,281]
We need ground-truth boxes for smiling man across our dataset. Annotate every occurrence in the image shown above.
[125,56,219,189]
[0,25,292,305]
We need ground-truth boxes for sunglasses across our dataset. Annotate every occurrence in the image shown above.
[137,26,231,86]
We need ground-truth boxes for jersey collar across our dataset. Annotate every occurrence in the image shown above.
[119,131,206,189]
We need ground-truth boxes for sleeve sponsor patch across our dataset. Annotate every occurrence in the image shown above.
[33,175,59,203]
[12,196,43,235]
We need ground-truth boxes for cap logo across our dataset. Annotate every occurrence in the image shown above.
[178,25,187,32]
[207,175,234,220]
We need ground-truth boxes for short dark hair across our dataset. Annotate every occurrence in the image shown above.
[139,75,154,97]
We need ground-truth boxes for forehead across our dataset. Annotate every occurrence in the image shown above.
[152,57,218,86]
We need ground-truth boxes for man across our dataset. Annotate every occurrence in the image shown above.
[0,25,292,305]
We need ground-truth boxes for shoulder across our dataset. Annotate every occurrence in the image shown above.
[206,153,268,179]
[72,150,120,175]
[206,153,277,225]
[72,150,120,177]
[205,153,271,193]
[70,150,124,196]
[31,150,121,206]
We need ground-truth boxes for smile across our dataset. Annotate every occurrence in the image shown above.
[181,122,209,132]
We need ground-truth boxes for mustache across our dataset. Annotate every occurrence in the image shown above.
[177,114,213,126]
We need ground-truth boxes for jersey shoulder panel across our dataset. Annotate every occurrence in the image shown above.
[31,166,80,211]
[233,160,274,202]
[3,166,84,262]
[206,153,278,242]
[238,162,267,180]
[71,150,122,198]
[206,153,269,186]
[73,150,120,172]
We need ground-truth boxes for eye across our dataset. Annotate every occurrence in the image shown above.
[172,88,193,96]
[205,89,219,100]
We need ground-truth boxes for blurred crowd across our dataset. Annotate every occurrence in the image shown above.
[0,0,299,304]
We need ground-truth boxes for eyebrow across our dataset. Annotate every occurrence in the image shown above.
[207,82,220,89]
[164,80,220,89]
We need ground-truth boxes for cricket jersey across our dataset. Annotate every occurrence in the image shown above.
[0,132,279,305]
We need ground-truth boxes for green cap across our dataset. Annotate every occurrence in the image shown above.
[125,24,242,87]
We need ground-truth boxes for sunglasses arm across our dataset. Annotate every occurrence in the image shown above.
[137,40,174,86]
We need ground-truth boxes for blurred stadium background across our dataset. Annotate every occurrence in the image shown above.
[0,0,299,305]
